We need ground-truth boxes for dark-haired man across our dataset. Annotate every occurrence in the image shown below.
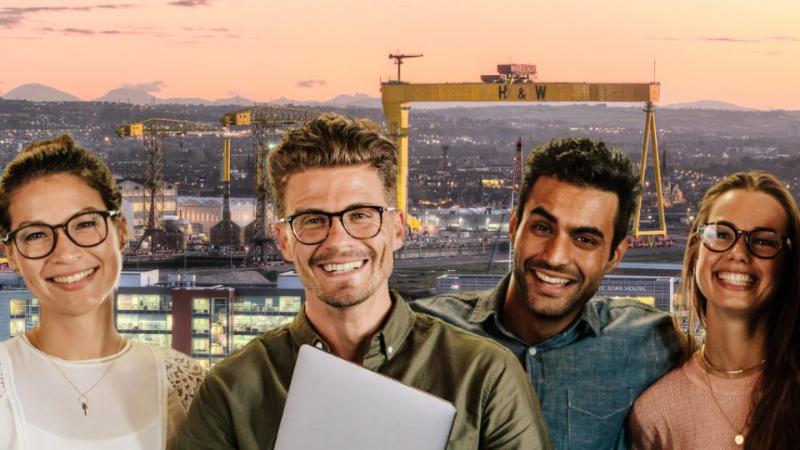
[176,113,551,450]
[413,138,683,450]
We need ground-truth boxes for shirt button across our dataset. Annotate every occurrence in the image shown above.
[387,346,394,354]
[528,347,537,356]
[315,342,323,349]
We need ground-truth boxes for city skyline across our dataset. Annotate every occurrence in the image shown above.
[1,0,799,110]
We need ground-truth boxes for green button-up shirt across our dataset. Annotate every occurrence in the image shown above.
[175,292,552,450]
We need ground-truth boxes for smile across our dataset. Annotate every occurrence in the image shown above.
[49,268,97,284]
[321,260,366,274]
[534,271,573,286]
[716,271,755,287]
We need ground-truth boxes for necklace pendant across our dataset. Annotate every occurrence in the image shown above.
[735,434,744,445]
[79,395,88,416]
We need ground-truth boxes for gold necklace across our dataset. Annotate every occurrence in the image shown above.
[700,345,765,379]
[698,347,761,446]
[31,328,125,416]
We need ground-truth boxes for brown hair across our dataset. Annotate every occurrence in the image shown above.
[517,137,640,256]
[0,134,123,237]
[681,171,800,449]
[267,113,398,215]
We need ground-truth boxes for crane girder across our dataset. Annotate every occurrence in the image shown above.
[221,106,317,127]
[380,80,667,237]
[117,118,221,138]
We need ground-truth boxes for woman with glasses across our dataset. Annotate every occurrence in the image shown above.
[0,135,203,450]
[629,171,800,449]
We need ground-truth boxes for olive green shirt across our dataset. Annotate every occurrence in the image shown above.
[176,293,551,450]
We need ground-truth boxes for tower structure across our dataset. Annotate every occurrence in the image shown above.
[117,119,221,253]
[511,137,523,207]
[221,106,318,265]
[210,139,242,249]
[632,102,667,238]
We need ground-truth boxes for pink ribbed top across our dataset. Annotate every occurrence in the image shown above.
[628,353,760,450]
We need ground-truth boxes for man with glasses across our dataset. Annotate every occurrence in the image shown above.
[176,113,551,450]
[412,138,684,450]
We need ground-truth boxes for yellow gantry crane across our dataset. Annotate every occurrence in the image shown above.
[117,118,223,253]
[381,63,667,238]
[221,106,318,265]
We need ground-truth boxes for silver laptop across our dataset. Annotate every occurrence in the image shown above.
[275,344,457,450]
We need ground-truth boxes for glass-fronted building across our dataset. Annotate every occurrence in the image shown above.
[0,271,305,368]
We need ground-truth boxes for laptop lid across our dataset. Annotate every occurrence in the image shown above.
[275,344,457,450]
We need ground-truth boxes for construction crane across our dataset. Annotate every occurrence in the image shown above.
[388,53,423,83]
[487,138,524,273]
[221,105,318,266]
[381,62,667,238]
[117,118,222,253]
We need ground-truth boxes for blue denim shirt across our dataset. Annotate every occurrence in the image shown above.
[411,274,683,450]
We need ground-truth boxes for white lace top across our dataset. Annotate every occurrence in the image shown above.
[0,336,204,450]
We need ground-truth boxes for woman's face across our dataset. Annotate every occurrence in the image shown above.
[696,189,788,319]
[3,174,124,319]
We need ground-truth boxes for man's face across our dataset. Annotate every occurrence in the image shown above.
[508,176,627,324]
[276,164,403,309]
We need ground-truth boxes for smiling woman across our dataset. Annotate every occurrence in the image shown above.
[629,171,800,450]
[0,135,204,450]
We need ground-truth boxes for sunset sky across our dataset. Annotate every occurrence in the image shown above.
[1,0,799,109]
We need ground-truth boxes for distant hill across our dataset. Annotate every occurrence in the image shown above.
[3,83,82,102]
[213,96,255,106]
[267,96,322,107]
[324,93,381,108]
[266,93,381,108]
[94,88,158,104]
[662,100,757,111]
[94,89,216,105]
[3,83,382,108]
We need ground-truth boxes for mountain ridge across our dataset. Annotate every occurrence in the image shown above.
[1,83,381,108]
[1,84,774,111]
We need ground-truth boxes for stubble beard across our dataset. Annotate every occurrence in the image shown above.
[308,246,387,309]
[512,256,597,322]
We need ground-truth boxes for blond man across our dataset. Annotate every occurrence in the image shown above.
[176,113,551,450]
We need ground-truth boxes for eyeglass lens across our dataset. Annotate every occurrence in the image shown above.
[700,223,784,258]
[292,207,383,244]
[13,211,110,258]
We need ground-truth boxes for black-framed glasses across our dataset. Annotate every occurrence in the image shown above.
[278,205,397,245]
[698,222,790,259]
[2,210,120,260]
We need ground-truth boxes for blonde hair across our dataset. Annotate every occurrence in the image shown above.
[267,113,398,215]
[680,171,800,449]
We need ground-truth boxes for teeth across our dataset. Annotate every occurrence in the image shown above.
[52,268,95,284]
[535,271,571,286]
[322,260,365,274]
[717,272,754,286]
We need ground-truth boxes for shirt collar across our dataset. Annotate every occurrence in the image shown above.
[469,273,604,340]
[288,291,416,367]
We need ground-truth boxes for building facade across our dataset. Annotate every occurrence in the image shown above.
[0,271,304,368]
[118,179,179,241]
